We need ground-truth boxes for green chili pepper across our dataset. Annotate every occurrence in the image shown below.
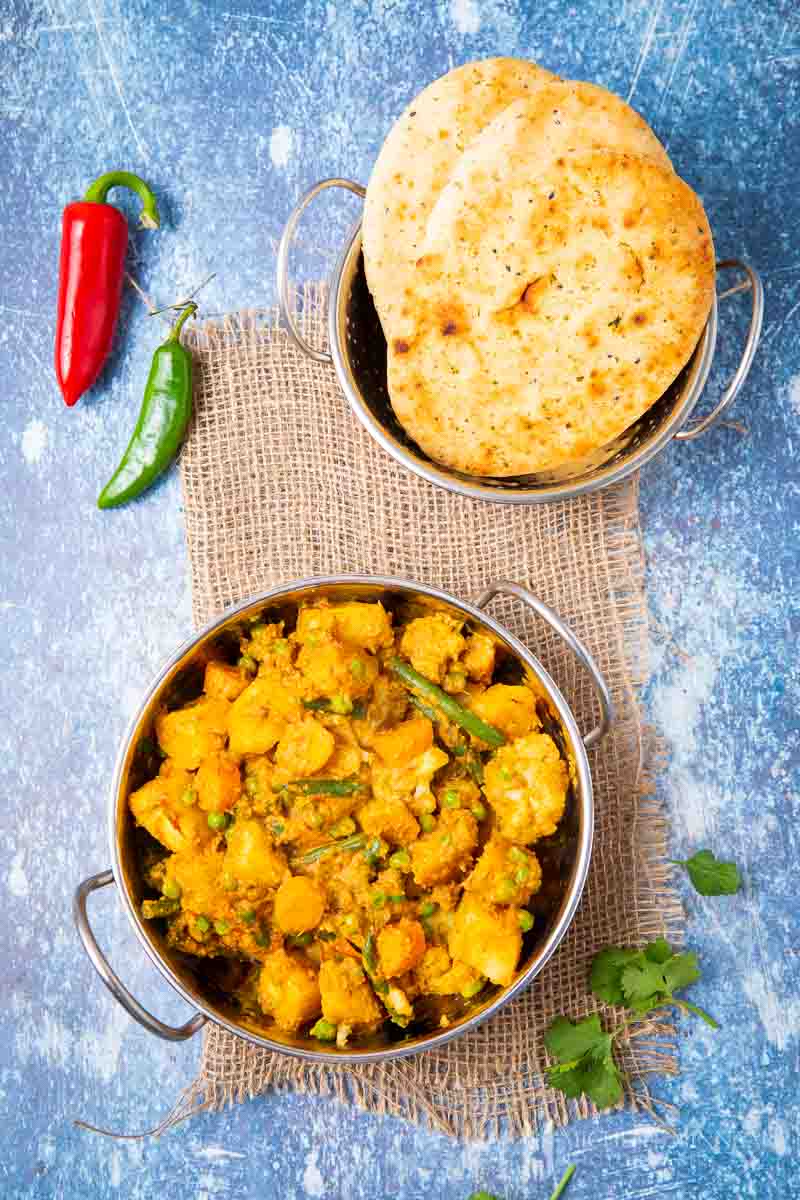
[97,303,197,509]
[295,833,367,865]
[389,658,506,748]
[290,777,363,796]
[141,897,180,919]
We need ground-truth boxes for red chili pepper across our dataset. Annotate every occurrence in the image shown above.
[54,171,159,407]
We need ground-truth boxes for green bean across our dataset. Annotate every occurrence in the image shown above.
[419,900,438,918]
[141,897,180,919]
[290,777,363,796]
[303,698,367,719]
[288,931,313,947]
[372,892,386,909]
[465,752,485,786]
[408,694,440,724]
[302,698,331,711]
[389,658,506,748]
[295,833,367,865]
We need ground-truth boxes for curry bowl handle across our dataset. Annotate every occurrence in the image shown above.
[475,580,613,749]
[277,177,367,365]
[675,259,764,441]
[74,870,207,1042]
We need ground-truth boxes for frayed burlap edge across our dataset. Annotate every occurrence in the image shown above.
[161,290,683,1140]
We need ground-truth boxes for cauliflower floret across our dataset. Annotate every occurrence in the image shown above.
[319,958,383,1029]
[484,732,568,844]
[410,808,478,887]
[471,684,539,741]
[371,746,449,815]
[414,946,482,996]
[296,639,378,700]
[464,836,542,905]
[357,796,420,845]
[448,894,522,987]
[155,697,231,769]
[274,716,335,778]
[399,614,465,684]
[295,602,394,652]
[461,632,496,682]
[258,948,321,1032]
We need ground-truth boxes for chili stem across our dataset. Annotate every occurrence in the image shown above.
[668,997,720,1030]
[83,170,160,229]
[549,1164,576,1200]
[166,302,198,343]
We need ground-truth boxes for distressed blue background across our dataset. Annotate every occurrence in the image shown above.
[2,0,798,1196]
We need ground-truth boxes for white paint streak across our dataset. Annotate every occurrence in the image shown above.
[21,418,48,465]
[269,124,293,169]
[302,1148,325,1197]
[788,373,800,417]
[87,0,149,162]
[8,850,29,897]
[626,0,666,102]
[450,0,481,36]
[741,968,800,1051]
[195,1146,247,1161]
[769,1116,787,1156]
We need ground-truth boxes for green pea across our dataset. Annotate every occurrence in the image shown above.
[162,879,181,900]
[195,915,210,933]
[363,837,382,866]
[238,654,257,673]
[317,930,337,942]
[273,639,290,656]
[508,846,528,864]
[514,865,530,884]
[310,1018,337,1041]
[388,893,406,903]
[214,919,230,935]
[461,978,485,999]
[240,908,257,925]
[500,766,512,782]
[221,871,238,892]
[288,931,313,947]
[419,814,436,833]
[249,622,267,635]
[443,790,460,809]
[207,810,229,831]
[244,776,260,797]
[272,821,285,836]
[180,787,197,807]
[349,658,366,679]
[329,694,353,714]
[440,834,452,848]
[372,892,386,909]
[329,817,356,838]
[254,930,270,947]
[470,801,487,821]
[419,901,438,918]
[497,877,517,902]
[518,910,534,932]
[388,849,411,870]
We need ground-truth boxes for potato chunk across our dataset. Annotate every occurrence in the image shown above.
[155,697,230,769]
[464,836,542,905]
[296,602,394,652]
[357,796,420,846]
[319,958,383,1028]
[168,845,226,918]
[472,684,539,740]
[129,764,213,854]
[227,675,300,758]
[203,660,249,702]
[484,732,568,844]
[448,895,522,986]
[274,876,326,934]
[274,717,335,778]
[258,948,321,1032]
[414,946,482,996]
[373,717,433,766]
[224,819,287,887]
[377,919,427,978]
[399,614,465,683]
[195,751,241,813]
[410,808,478,887]
[296,640,378,700]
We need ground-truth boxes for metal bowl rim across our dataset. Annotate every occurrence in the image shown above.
[108,573,594,1064]
[328,219,719,505]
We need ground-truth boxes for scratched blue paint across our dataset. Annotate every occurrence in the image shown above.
[1,0,798,1196]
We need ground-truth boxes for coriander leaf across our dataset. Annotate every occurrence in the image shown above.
[620,957,667,1007]
[544,1014,611,1063]
[644,937,673,964]
[661,950,701,994]
[673,849,741,896]
[590,946,640,1005]
[547,1051,622,1109]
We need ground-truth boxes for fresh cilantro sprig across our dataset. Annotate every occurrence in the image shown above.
[544,938,717,1109]
[670,848,741,896]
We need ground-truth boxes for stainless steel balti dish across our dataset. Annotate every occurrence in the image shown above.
[75,576,611,1063]
[278,178,764,505]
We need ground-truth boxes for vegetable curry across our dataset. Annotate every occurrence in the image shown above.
[130,598,570,1047]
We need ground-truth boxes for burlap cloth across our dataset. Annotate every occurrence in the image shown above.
[172,286,682,1139]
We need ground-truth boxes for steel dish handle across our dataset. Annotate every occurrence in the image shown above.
[475,580,613,749]
[74,870,207,1042]
[277,177,367,365]
[675,259,764,441]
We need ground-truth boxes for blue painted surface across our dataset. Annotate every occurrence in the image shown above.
[2,0,798,1196]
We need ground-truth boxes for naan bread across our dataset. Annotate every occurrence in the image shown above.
[363,57,558,330]
[387,149,715,476]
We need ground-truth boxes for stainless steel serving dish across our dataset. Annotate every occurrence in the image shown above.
[75,575,612,1063]
[278,178,763,505]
